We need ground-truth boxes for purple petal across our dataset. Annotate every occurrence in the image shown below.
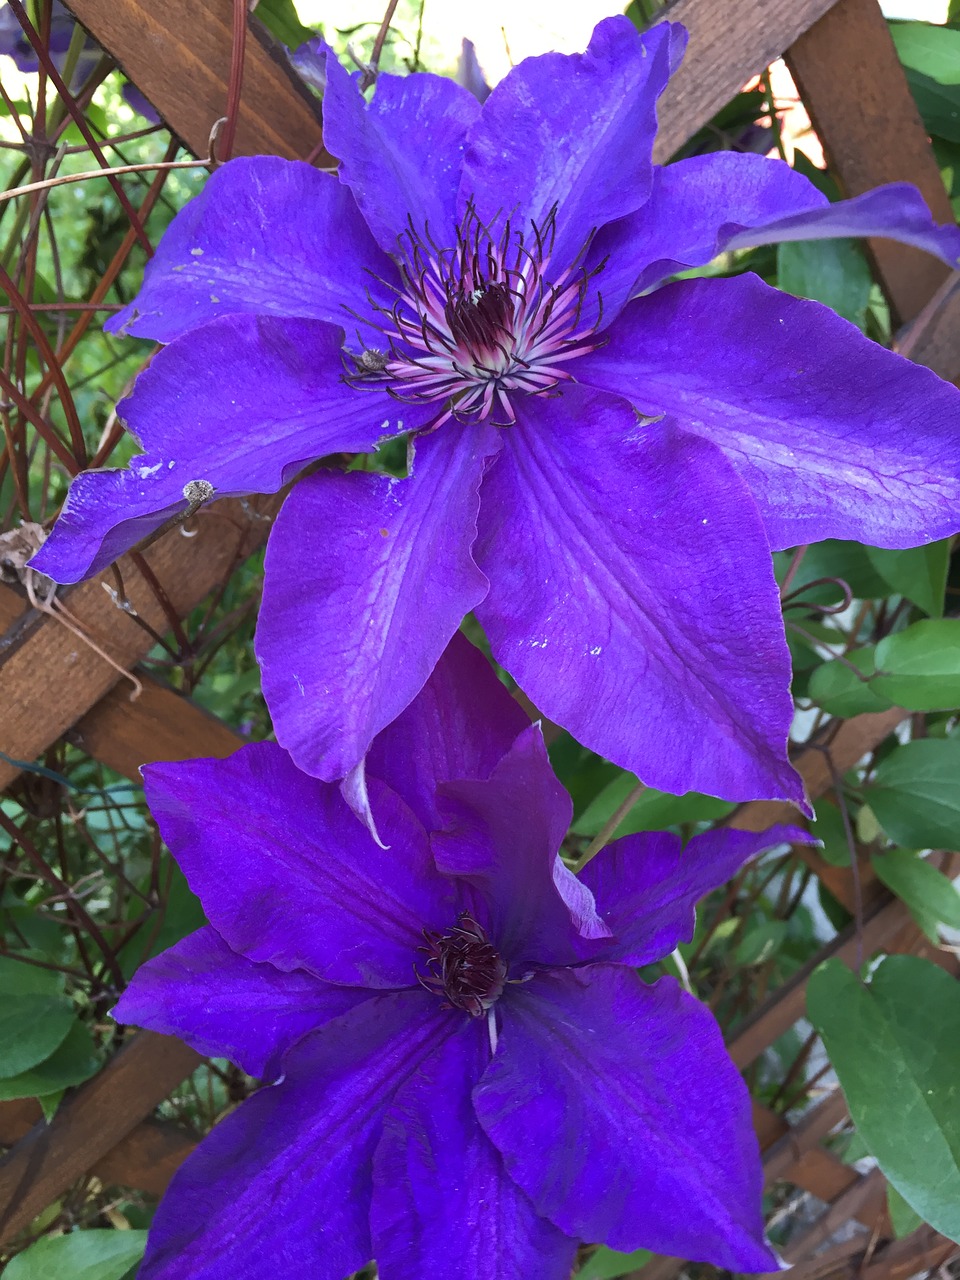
[32,315,419,584]
[474,386,804,806]
[113,926,368,1078]
[365,630,530,832]
[577,274,960,551]
[590,154,960,308]
[142,745,458,988]
[139,989,456,1280]
[257,423,499,783]
[460,17,683,273]
[321,44,480,250]
[581,824,812,967]
[106,157,398,343]
[371,1018,577,1280]
[434,724,610,966]
[475,966,775,1271]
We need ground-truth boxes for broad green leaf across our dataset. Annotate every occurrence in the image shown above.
[887,1184,924,1238]
[735,918,788,966]
[0,1022,99,1101]
[4,1228,148,1280]
[577,1246,653,1279]
[778,237,872,329]
[807,956,960,1243]
[0,997,77,1078]
[571,772,732,839]
[254,0,315,50]
[866,542,950,618]
[0,954,64,996]
[814,799,851,867]
[807,647,893,718]
[890,21,960,143]
[869,739,960,851]
[774,540,889,602]
[872,619,960,710]
[872,849,960,942]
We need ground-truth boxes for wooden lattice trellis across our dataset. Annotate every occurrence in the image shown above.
[1,0,959,1274]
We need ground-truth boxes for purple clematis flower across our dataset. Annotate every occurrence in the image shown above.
[32,16,960,813]
[114,634,809,1279]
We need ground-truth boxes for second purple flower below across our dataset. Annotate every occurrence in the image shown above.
[114,635,813,1279]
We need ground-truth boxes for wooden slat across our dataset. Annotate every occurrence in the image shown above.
[63,0,323,160]
[787,0,956,325]
[71,673,244,779]
[0,492,279,792]
[0,1032,202,1243]
[895,270,960,384]
[653,0,841,162]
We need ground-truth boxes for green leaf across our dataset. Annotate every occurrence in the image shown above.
[890,21,960,143]
[0,997,77,1078]
[0,954,65,996]
[872,849,960,942]
[872,619,960,710]
[4,1229,148,1280]
[807,956,960,1243]
[570,772,733,839]
[814,799,851,866]
[866,542,950,618]
[0,1022,99,1101]
[887,1183,924,1238]
[869,738,960,851]
[778,237,872,329]
[734,918,787,966]
[253,0,314,50]
[807,647,893,718]
[577,1246,653,1279]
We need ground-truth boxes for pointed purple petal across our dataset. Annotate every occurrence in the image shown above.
[590,155,960,307]
[581,824,812,967]
[433,724,610,966]
[321,45,479,249]
[139,989,455,1280]
[32,315,422,584]
[106,157,399,343]
[365,631,530,832]
[371,1018,577,1280]
[142,745,458,988]
[577,274,960,550]
[460,17,683,272]
[113,926,368,1078]
[476,967,775,1271]
[257,423,499,783]
[474,387,804,806]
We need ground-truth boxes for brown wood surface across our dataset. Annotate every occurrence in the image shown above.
[895,270,960,383]
[653,0,841,162]
[0,492,279,792]
[0,1032,202,1243]
[62,0,323,160]
[71,672,245,778]
[787,0,956,325]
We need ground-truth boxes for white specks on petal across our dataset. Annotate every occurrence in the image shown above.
[530,638,549,649]
[701,518,708,525]
[136,462,162,479]
[190,247,204,256]
[294,674,305,696]
[167,460,176,469]
[381,419,391,430]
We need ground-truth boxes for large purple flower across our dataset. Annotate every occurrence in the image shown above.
[114,635,808,1279]
[33,17,960,811]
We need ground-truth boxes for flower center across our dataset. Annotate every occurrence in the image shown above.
[354,205,604,428]
[418,912,507,1017]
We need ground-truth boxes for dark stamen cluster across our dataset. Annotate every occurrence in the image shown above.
[347,203,605,428]
[417,913,507,1017]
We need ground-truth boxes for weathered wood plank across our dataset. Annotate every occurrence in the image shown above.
[787,0,956,324]
[653,0,841,162]
[63,0,323,160]
[0,492,279,792]
[0,1032,202,1244]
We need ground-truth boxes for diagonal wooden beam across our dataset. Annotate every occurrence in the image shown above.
[62,0,323,160]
